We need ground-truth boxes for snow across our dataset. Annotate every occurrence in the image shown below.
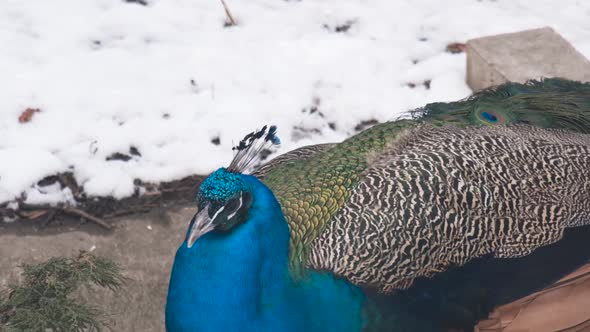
[0,0,589,206]
[0,147,65,203]
[25,182,75,206]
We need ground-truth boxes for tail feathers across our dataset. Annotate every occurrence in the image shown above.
[412,78,590,133]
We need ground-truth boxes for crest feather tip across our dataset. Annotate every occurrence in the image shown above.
[227,125,280,173]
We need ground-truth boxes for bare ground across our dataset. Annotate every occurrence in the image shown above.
[0,203,196,332]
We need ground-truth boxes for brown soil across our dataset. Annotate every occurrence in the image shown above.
[0,200,197,331]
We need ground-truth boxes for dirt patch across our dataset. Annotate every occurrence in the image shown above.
[0,203,196,331]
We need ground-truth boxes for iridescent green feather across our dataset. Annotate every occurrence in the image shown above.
[416,78,590,131]
[260,78,590,274]
[262,120,418,274]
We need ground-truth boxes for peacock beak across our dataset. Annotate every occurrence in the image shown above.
[187,205,214,248]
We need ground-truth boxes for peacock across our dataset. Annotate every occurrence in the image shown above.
[165,78,590,332]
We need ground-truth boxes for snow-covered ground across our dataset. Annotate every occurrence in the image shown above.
[0,0,589,206]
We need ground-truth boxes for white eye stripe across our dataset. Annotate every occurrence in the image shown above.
[210,205,225,222]
[227,192,243,220]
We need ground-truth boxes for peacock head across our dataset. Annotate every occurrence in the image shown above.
[186,125,281,248]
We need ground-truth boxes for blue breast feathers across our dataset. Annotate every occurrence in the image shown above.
[166,173,367,332]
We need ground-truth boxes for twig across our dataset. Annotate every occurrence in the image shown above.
[220,0,237,26]
[61,206,112,230]
[2,174,206,231]
[14,204,112,230]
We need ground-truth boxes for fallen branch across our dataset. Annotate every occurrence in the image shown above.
[60,206,112,230]
[0,174,205,231]
[14,203,112,230]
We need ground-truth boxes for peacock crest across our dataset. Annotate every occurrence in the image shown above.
[198,125,281,202]
[227,125,281,174]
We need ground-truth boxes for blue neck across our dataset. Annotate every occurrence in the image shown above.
[166,175,366,332]
[166,175,295,330]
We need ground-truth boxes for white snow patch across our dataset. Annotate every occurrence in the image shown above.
[0,148,65,203]
[0,0,589,205]
[25,183,75,206]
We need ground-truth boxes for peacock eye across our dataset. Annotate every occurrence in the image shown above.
[224,196,241,214]
[211,191,251,232]
[481,111,497,123]
[475,109,507,125]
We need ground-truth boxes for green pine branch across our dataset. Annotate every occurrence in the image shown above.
[0,251,128,332]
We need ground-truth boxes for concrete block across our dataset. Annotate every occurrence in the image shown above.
[466,27,590,91]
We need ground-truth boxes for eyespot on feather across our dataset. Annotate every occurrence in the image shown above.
[475,109,508,125]
[481,111,497,123]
